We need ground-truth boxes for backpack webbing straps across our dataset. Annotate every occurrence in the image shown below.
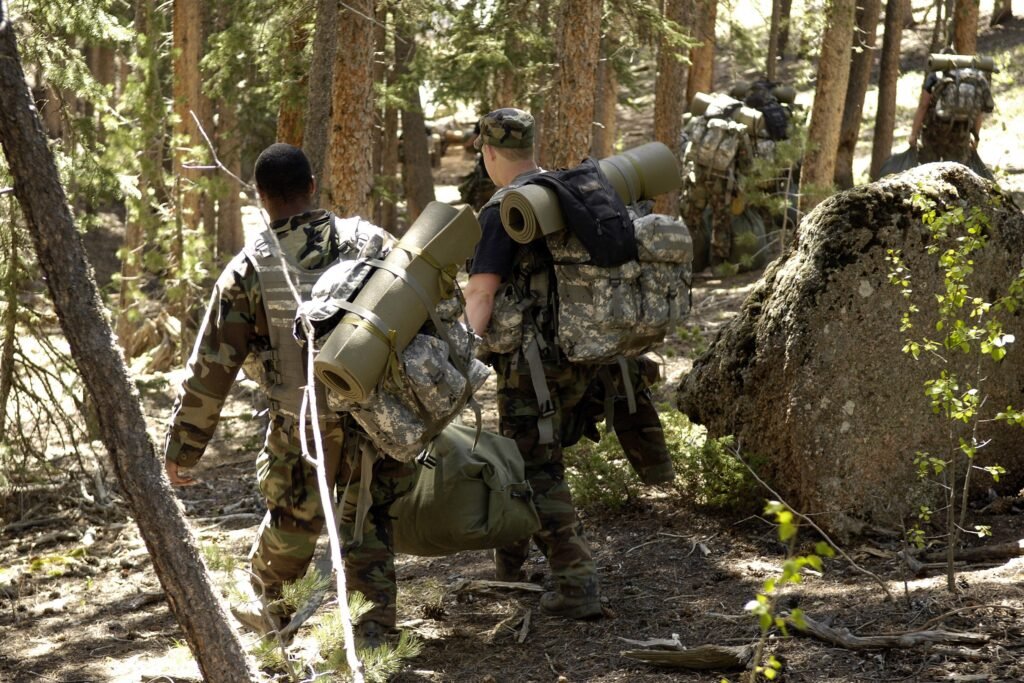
[523,337,556,445]
[597,356,638,436]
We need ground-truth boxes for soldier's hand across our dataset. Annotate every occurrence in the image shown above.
[166,460,197,487]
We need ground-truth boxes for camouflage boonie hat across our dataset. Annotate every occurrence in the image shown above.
[474,108,535,150]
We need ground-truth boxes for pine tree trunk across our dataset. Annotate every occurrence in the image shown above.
[952,0,979,53]
[117,0,166,346]
[323,0,375,218]
[276,24,310,146]
[0,12,254,681]
[778,0,795,56]
[767,0,783,81]
[870,0,906,180]
[172,0,209,232]
[380,105,400,233]
[591,33,619,159]
[395,13,435,225]
[835,0,883,189]
[0,215,19,435]
[655,0,689,216]
[304,0,339,206]
[799,0,856,213]
[990,0,1013,25]
[217,100,243,262]
[372,1,388,226]
[686,0,715,106]
[541,0,601,169]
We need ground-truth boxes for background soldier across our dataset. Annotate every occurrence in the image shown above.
[163,143,415,647]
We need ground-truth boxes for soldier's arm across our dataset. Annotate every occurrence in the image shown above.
[464,272,502,335]
[908,89,931,147]
[163,254,262,478]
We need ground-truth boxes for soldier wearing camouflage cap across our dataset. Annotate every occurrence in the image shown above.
[163,143,415,648]
[464,108,604,620]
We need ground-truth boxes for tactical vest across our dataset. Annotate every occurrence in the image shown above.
[244,224,337,423]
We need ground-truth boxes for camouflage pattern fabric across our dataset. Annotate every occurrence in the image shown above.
[477,282,525,356]
[931,69,993,123]
[458,155,498,211]
[568,356,674,485]
[918,124,994,180]
[491,351,599,593]
[164,215,415,629]
[252,417,415,627]
[474,108,535,150]
[549,217,691,363]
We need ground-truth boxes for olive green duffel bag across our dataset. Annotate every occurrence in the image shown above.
[391,423,541,557]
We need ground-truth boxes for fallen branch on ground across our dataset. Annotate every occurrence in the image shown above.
[790,612,990,649]
[619,637,753,670]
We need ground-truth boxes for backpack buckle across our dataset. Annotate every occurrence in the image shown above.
[539,399,556,418]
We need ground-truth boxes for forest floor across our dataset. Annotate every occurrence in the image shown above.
[3,5,1024,683]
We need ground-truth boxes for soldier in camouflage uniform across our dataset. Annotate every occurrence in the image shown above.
[163,143,416,646]
[464,109,603,620]
[570,355,674,486]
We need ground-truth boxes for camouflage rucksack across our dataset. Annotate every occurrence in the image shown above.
[931,68,994,124]
[686,114,752,176]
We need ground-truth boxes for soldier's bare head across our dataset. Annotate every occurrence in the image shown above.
[254,144,316,215]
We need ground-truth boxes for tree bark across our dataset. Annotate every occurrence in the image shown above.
[323,0,375,218]
[654,0,690,216]
[172,0,209,232]
[778,0,795,57]
[799,0,857,214]
[0,11,254,681]
[952,0,979,53]
[276,22,310,146]
[216,100,243,262]
[0,213,18,435]
[380,104,400,233]
[304,0,339,206]
[394,12,435,225]
[835,0,883,189]
[371,1,388,227]
[767,0,783,81]
[540,0,601,169]
[591,32,619,159]
[686,0,715,105]
[870,0,906,180]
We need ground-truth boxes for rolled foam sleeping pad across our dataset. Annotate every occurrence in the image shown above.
[687,92,764,131]
[313,202,481,403]
[928,53,997,72]
[498,141,682,244]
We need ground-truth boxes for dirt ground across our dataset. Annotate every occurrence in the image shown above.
[4,6,1024,682]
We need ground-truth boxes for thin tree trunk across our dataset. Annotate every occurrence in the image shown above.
[276,23,309,146]
[304,0,339,206]
[217,100,243,262]
[323,0,375,217]
[778,0,795,57]
[372,1,388,226]
[952,0,979,53]
[686,0,715,106]
[541,0,601,169]
[172,0,209,232]
[394,13,435,225]
[591,33,619,159]
[870,0,906,180]
[0,214,18,435]
[835,0,883,189]
[0,12,254,681]
[767,0,783,81]
[799,0,857,213]
[655,0,689,216]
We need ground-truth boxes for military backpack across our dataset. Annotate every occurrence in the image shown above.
[930,67,994,125]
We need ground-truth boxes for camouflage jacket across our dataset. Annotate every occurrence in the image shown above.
[164,210,351,468]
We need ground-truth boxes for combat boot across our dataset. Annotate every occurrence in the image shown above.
[353,620,391,650]
[493,546,528,582]
[229,573,291,640]
[540,581,602,620]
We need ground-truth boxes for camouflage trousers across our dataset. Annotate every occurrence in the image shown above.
[919,125,994,180]
[572,356,673,485]
[252,414,416,627]
[493,352,599,593]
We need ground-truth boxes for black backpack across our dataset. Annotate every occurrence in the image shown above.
[744,81,790,141]
[527,158,638,267]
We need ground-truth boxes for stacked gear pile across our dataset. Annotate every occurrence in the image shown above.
[680,92,775,273]
[298,204,491,463]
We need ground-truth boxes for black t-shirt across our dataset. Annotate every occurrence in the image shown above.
[923,71,940,94]
[469,204,516,280]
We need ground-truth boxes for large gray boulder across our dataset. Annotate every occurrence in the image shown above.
[676,163,1024,537]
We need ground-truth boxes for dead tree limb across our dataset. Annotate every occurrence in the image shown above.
[921,540,1024,564]
[621,643,754,670]
[791,613,990,649]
